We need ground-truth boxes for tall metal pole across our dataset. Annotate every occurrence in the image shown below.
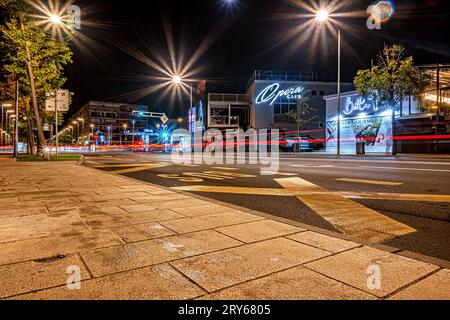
[1,105,3,146]
[54,90,58,159]
[434,64,440,153]
[14,79,19,157]
[337,28,341,155]
[132,121,135,146]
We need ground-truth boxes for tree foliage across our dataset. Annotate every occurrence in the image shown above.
[0,0,73,153]
[354,44,429,110]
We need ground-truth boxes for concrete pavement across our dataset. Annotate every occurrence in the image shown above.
[0,157,449,300]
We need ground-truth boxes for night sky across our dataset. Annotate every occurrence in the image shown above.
[61,0,450,117]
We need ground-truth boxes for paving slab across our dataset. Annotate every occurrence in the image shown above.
[171,204,235,217]
[0,211,87,244]
[120,198,210,213]
[83,209,184,229]
[389,269,450,300]
[287,231,360,253]
[160,211,265,234]
[199,266,377,300]
[111,223,176,242]
[14,264,206,300]
[0,230,124,266]
[305,246,439,298]
[80,230,243,277]
[216,220,304,243]
[129,194,191,204]
[172,238,331,292]
[0,254,90,299]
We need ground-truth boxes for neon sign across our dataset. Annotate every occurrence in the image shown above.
[343,96,379,116]
[256,83,305,106]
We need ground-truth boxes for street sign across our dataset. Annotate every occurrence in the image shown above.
[45,90,70,112]
[161,115,169,124]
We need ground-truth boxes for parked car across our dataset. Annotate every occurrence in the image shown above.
[279,135,323,152]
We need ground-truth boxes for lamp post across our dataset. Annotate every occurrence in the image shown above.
[108,126,112,145]
[314,9,342,155]
[77,118,84,144]
[90,124,95,145]
[72,121,79,144]
[13,79,19,157]
[132,120,136,146]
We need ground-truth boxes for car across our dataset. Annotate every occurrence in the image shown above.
[279,135,321,152]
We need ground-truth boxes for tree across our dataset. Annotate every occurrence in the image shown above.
[0,0,73,154]
[286,96,316,154]
[354,44,429,154]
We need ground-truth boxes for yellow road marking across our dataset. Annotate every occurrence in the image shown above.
[336,178,403,186]
[275,177,416,243]
[263,172,298,176]
[340,192,450,203]
[171,185,293,196]
[170,185,450,203]
[212,167,240,171]
[107,162,172,175]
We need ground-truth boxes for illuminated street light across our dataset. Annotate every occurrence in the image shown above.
[172,75,182,85]
[49,14,62,25]
[315,9,329,23]
[312,7,342,155]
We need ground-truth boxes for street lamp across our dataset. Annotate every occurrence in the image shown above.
[72,121,79,144]
[314,8,341,155]
[90,124,95,145]
[172,75,194,133]
[77,118,85,143]
[132,120,136,146]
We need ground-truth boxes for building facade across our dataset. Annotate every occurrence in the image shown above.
[207,71,354,141]
[69,101,150,145]
[324,91,423,154]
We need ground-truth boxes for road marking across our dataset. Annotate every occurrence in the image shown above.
[170,185,450,203]
[336,178,403,186]
[212,167,240,171]
[360,166,450,173]
[104,162,173,175]
[292,165,334,168]
[340,192,450,203]
[287,158,450,166]
[171,185,293,196]
[275,177,416,243]
[263,172,298,176]
[159,171,257,183]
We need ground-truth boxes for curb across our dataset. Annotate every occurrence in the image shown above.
[78,162,450,270]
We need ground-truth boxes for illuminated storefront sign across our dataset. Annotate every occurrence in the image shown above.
[255,83,305,106]
[327,115,393,154]
[424,93,450,105]
[343,96,379,116]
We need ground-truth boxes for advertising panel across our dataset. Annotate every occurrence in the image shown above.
[326,115,393,154]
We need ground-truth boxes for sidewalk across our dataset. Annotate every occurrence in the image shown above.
[0,158,449,300]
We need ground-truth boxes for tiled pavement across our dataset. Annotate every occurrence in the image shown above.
[0,158,449,300]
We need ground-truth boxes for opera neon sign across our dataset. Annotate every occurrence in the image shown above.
[255,83,305,106]
[343,96,379,116]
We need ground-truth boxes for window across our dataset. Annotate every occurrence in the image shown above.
[320,91,325,96]
[311,90,317,96]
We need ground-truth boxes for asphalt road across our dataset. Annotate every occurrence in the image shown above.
[83,152,450,261]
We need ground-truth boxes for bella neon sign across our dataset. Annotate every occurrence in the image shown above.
[256,83,305,106]
[343,96,379,116]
